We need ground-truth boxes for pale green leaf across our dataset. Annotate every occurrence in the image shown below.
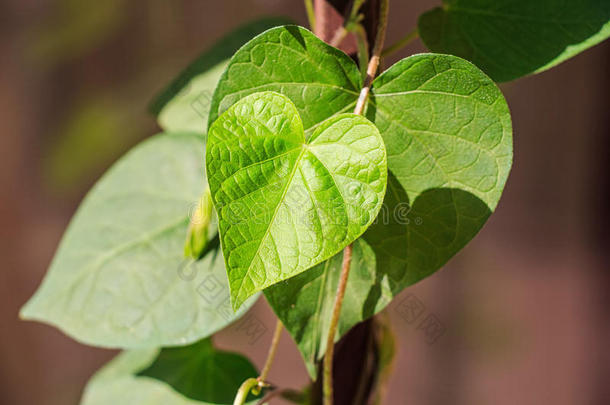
[81,340,259,405]
[207,91,387,310]
[21,133,258,348]
[158,61,228,133]
[418,0,610,82]
[264,239,392,377]
[209,27,512,362]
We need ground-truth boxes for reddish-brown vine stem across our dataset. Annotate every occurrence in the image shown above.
[322,1,389,404]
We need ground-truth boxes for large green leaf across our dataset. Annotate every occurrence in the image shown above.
[418,0,610,82]
[208,26,362,133]
[150,17,293,133]
[207,91,387,310]
[209,26,511,350]
[21,133,258,348]
[265,238,392,377]
[138,338,259,403]
[81,340,259,405]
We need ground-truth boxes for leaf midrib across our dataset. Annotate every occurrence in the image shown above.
[234,146,307,303]
[45,216,190,314]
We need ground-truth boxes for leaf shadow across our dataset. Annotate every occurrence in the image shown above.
[420,6,610,81]
[362,171,492,313]
[137,338,260,404]
[285,25,307,50]
[264,172,493,376]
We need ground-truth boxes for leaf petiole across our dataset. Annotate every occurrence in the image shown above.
[233,378,259,405]
[254,320,283,394]
[233,320,283,404]
[322,243,353,405]
[381,28,418,57]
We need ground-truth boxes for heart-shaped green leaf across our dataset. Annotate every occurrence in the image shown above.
[265,238,392,377]
[81,339,259,405]
[207,91,387,310]
[21,133,258,348]
[209,26,512,359]
[418,0,610,82]
[364,54,512,289]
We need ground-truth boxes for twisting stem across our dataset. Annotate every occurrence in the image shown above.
[233,378,259,405]
[322,2,389,404]
[381,28,418,57]
[304,0,316,31]
[323,244,353,405]
[256,319,283,390]
[329,26,348,48]
[354,23,370,81]
[328,0,366,48]
[233,320,283,404]
[354,0,389,115]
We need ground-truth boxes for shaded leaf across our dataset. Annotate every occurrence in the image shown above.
[81,341,259,405]
[264,239,392,377]
[138,339,259,404]
[207,91,387,309]
[363,54,511,290]
[418,0,610,82]
[370,313,396,405]
[21,133,257,348]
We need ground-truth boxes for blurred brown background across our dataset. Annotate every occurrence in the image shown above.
[1,1,609,404]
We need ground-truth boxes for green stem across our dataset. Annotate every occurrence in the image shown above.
[233,378,259,405]
[354,0,389,115]
[304,0,316,31]
[323,2,390,404]
[381,28,418,57]
[349,0,367,21]
[233,320,282,403]
[254,319,283,393]
[329,0,366,48]
[329,26,348,48]
[354,24,370,81]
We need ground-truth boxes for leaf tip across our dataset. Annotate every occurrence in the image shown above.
[18,294,40,321]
